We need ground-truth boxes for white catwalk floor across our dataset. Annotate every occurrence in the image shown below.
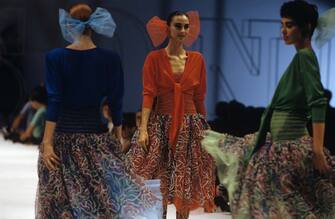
[0,134,231,219]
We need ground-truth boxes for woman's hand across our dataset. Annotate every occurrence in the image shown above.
[137,128,149,152]
[41,142,60,171]
[313,150,331,174]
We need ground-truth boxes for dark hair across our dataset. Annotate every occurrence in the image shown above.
[166,11,189,26]
[280,0,318,39]
[30,85,47,105]
[69,3,93,35]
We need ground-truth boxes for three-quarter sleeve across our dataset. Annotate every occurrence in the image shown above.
[107,54,124,126]
[45,53,62,122]
[194,55,207,116]
[298,51,327,122]
[142,54,157,109]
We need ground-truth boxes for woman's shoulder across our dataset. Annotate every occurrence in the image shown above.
[145,49,205,63]
[292,49,320,76]
[289,49,316,66]
[146,49,162,58]
[97,48,120,59]
[187,50,205,61]
[187,50,203,57]
[146,49,204,58]
[141,49,164,64]
[295,48,316,61]
[46,48,65,59]
[47,47,119,57]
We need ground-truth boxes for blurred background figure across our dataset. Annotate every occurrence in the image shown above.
[101,98,114,133]
[10,101,35,133]
[4,85,46,145]
[121,112,137,153]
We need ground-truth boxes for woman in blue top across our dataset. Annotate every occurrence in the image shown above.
[36,4,161,219]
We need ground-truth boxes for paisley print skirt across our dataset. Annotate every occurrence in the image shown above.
[36,132,162,219]
[202,130,335,219]
[126,113,216,213]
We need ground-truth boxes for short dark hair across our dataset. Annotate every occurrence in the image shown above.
[166,11,189,26]
[280,0,318,39]
[30,85,47,105]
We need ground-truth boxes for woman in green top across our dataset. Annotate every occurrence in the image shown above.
[202,1,335,218]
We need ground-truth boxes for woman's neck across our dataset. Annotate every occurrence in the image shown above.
[295,38,312,51]
[67,35,96,50]
[165,41,185,56]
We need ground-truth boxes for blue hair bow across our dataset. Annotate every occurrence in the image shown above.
[59,7,116,43]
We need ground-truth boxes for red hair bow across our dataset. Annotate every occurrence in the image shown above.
[146,11,200,47]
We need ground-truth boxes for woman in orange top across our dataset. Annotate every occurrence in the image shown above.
[127,11,216,219]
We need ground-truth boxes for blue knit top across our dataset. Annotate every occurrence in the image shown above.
[45,47,123,133]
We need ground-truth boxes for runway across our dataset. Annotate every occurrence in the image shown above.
[0,134,231,219]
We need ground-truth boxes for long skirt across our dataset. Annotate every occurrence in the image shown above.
[36,132,162,219]
[202,130,335,219]
[126,114,216,213]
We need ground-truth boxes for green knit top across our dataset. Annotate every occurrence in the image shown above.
[255,48,327,148]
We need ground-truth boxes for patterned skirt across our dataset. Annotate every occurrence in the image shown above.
[126,114,216,213]
[36,132,162,219]
[202,130,335,219]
